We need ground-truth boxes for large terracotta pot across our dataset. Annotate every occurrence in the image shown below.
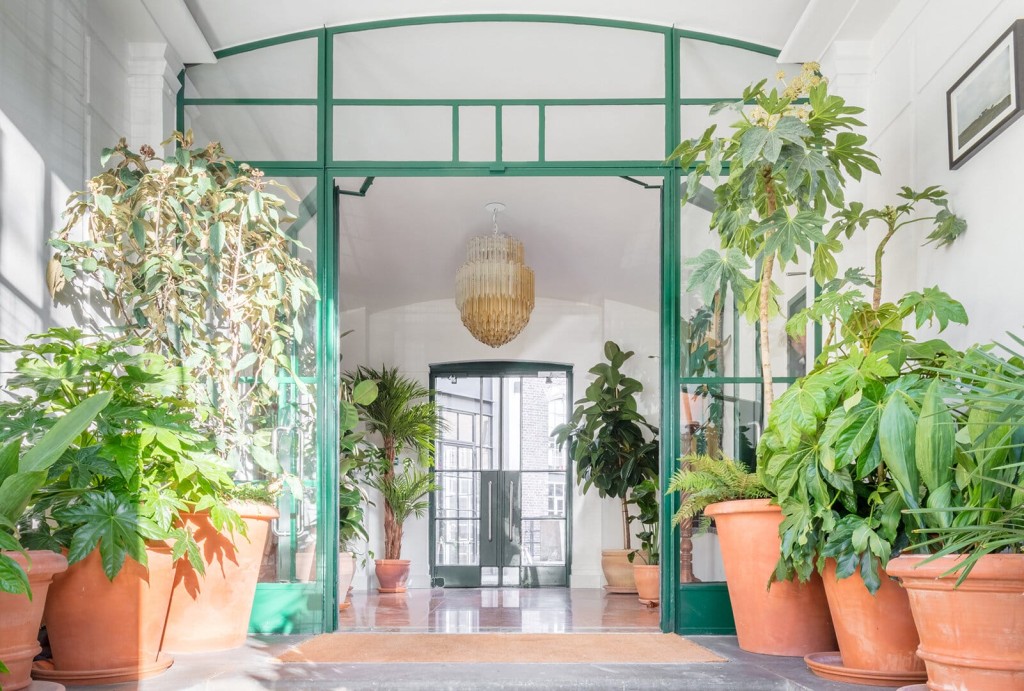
[601,549,638,593]
[338,551,356,610]
[34,542,175,685]
[0,550,68,691]
[375,559,411,593]
[633,564,660,604]
[162,502,278,652]
[887,553,1024,691]
[704,498,836,656]
[814,559,924,684]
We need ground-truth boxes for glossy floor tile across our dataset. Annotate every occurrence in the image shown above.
[338,587,662,632]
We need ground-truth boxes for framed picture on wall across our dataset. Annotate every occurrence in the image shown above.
[948,19,1024,169]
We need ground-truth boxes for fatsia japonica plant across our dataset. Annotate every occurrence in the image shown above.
[669,64,880,413]
[48,132,319,474]
[758,189,968,593]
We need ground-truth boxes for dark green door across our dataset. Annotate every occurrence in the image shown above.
[430,364,572,588]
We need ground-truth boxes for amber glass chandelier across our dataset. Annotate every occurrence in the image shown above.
[455,203,535,347]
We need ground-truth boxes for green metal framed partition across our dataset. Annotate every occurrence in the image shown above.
[178,14,791,636]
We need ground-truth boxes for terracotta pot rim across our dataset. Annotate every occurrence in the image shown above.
[180,502,280,520]
[632,563,659,571]
[374,559,410,565]
[704,497,779,517]
[4,549,69,576]
[887,552,1024,582]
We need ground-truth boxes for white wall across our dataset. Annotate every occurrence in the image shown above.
[846,0,1024,347]
[341,297,660,590]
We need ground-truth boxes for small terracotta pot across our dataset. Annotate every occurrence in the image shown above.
[887,553,1024,691]
[820,559,924,677]
[0,550,68,691]
[633,563,660,604]
[35,542,175,685]
[374,559,411,593]
[705,498,836,656]
[338,551,357,610]
[601,549,638,593]
[162,502,278,652]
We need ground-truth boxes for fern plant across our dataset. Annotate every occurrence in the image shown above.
[668,455,770,529]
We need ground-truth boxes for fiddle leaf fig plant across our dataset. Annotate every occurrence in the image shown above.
[669,64,880,414]
[48,132,319,473]
[552,341,659,550]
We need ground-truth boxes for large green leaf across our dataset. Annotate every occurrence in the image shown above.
[899,287,969,331]
[878,394,921,512]
[20,392,112,473]
[683,248,754,305]
[754,209,828,265]
[62,491,145,581]
[916,379,955,495]
[0,553,30,597]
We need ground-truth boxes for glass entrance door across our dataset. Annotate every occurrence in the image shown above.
[430,364,572,588]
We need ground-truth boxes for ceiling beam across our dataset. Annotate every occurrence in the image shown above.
[142,0,216,64]
[777,0,861,63]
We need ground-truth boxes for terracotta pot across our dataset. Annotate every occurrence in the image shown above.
[633,563,660,604]
[34,542,175,685]
[820,559,924,679]
[0,550,68,691]
[374,559,410,593]
[705,498,836,656]
[338,551,356,610]
[162,502,278,653]
[601,549,638,593]
[887,553,1024,691]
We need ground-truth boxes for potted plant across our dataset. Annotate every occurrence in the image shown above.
[347,365,440,593]
[886,338,1024,691]
[668,454,835,656]
[0,329,240,684]
[666,64,878,655]
[627,478,660,605]
[0,393,110,691]
[552,341,659,593]
[338,376,378,608]
[48,134,319,650]
[761,189,966,682]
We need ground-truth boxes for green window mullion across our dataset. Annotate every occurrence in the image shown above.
[538,105,546,162]
[318,27,329,167]
[452,106,460,162]
[495,105,503,164]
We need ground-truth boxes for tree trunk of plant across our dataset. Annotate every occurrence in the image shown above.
[873,223,898,310]
[621,495,632,550]
[384,505,401,561]
[760,172,778,415]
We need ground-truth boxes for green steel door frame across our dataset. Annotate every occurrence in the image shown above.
[179,13,790,636]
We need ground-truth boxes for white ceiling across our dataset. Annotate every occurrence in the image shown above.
[336,176,661,313]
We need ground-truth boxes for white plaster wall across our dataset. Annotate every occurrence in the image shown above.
[340,297,660,591]
[855,0,1024,347]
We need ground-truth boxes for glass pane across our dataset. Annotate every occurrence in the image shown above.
[436,519,480,566]
[435,472,479,518]
[186,105,318,161]
[520,519,566,565]
[680,39,800,98]
[458,106,496,162]
[502,106,540,162]
[458,414,475,443]
[519,472,566,519]
[333,106,451,161]
[545,105,664,161]
[333,23,663,99]
[185,38,318,98]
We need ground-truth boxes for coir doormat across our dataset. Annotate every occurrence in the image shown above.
[278,633,725,664]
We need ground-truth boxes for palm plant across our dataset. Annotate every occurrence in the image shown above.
[346,365,440,561]
[668,454,770,530]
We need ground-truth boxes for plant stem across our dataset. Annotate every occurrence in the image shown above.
[760,169,778,415]
[621,495,631,550]
[873,221,898,310]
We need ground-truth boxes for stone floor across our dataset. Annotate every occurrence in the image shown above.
[40,588,890,690]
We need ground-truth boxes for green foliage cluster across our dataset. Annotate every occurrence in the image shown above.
[49,133,319,473]
[0,329,241,582]
[552,341,659,550]
[627,478,660,566]
[338,377,378,551]
[668,455,770,530]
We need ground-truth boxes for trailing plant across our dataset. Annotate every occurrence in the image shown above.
[668,454,770,530]
[339,376,378,554]
[0,328,241,580]
[627,477,660,566]
[48,133,319,474]
[552,341,659,550]
[669,63,880,414]
[0,392,111,597]
[346,365,439,561]
[758,189,968,592]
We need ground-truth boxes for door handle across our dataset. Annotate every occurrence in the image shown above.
[508,480,515,533]
[488,480,494,542]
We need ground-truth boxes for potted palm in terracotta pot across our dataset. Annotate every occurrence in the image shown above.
[348,366,440,593]
[0,393,110,691]
[552,341,659,593]
[761,187,966,683]
[886,338,1024,691]
[0,330,240,685]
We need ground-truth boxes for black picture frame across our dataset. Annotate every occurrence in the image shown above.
[947,19,1024,170]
